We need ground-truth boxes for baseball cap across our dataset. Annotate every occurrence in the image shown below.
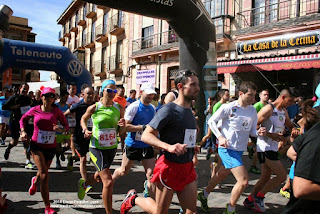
[140,83,156,95]
[101,79,116,92]
[41,87,55,96]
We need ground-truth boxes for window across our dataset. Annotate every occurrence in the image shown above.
[118,11,123,27]
[116,40,123,69]
[82,28,86,46]
[92,21,96,41]
[75,11,79,24]
[83,4,87,19]
[253,0,278,26]
[102,47,107,71]
[141,26,154,49]
[103,12,108,34]
[204,0,225,18]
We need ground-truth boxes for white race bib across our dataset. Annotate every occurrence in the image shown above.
[184,129,197,148]
[87,118,93,128]
[20,105,31,115]
[230,116,252,131]
[135,130,143,141]
[97,128,117,147]
[37,130,55,144]
[68,117,76,128]
[273,126,284,134]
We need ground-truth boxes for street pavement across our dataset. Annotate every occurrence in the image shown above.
[0,139,290,214]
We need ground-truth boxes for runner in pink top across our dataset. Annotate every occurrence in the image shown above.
[19,87,69,214]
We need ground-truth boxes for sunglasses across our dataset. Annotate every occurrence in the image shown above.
[105,88,117,93]
[43,93,55,98]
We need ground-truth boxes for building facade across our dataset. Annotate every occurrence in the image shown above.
[2,16,39,89]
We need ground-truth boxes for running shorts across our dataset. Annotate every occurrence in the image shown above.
[125,145,154,161]
[218,147,244,169]
[30,141,56,161]
[150,155,197,192]
[74,135,90,157]
[56,133,71,144]
[89,147,117,172]
[257,151,279,164]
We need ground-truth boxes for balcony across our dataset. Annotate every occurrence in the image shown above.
[77,11,86,26]
[237,0,320,29]
[58,31,65,42]
[76,38,86,50]
[95,24,108,43]
[64,25,71,37]
[70,17,78,32]
[85,32,95,48]
[108,55,123,74]
[97,5,108,9]
[109,13,125,35]
[86,3,97,19]
[68,43,74,52]
[132,30,178,53]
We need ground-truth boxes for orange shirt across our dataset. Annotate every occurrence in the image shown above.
[113,95,127,108]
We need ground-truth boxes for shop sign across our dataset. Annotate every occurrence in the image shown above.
[136,69,156,84]
[237,30,320,55]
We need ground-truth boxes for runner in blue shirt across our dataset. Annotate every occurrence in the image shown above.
[0,87,13,145]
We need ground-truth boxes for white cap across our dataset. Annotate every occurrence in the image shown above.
[140,83,156,95]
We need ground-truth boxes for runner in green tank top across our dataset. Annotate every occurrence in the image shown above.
[79,80,125,214]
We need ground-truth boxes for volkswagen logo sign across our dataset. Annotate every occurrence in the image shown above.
[67,60,83,77]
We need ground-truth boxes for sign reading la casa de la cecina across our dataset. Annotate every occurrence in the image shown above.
[237,30,320,55]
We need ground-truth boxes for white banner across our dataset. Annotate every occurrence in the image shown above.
[136,70,156,85]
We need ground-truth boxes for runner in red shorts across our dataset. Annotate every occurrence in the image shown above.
[120,69,200,214]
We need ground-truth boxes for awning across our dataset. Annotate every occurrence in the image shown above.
[217,53,320,74]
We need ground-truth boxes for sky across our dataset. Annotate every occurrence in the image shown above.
[1,0,73,81]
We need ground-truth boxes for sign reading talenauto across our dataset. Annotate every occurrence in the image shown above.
[237,30,320,55]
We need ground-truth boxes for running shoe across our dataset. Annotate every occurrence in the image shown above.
[206,146,212,160]
[28,176,37,195]
[179,207,184,214]
[143,180,149,198]
[120,189,137,214]
[197,190,209,212]
[254,195,266,212]
[55,161,62,170]
[243,198,256,211]
[249,166,261,174]
[223,204,237,214]
[85,185,92,194]
[4,147,10,160]
[78,178,86,200]
[44,206,57,214]
[0,139,5,146]
[279,188,290,199]
[25,162,34,169]
[67,155,73,171]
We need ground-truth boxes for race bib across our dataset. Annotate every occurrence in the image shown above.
[273,126,285,134]
[68,117,76,128]
[97,128,117,147]
[135,130,143,141]
[184,129,197,148]
[87,118,93,128]
[37,130,55,144]
[20,105,31,115]
[230,116,252,131]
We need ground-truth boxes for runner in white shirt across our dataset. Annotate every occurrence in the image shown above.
[198,81,266,214]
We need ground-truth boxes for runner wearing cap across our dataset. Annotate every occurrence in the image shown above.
[20,87,69,214]
[79,79,125,214]
[113,83,157,198]
[120,70,200,214]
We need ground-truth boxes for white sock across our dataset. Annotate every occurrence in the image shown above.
[228,204,235,212]
[26,160,30,164]
[203,189,210,198]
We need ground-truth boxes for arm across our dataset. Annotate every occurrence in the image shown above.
[164,92,175,104]
[81,104,96,139]
[123,103,143,132]
[125,121,144,132]
[118,105,126,134]
[19,107,34,140]
[286,145,297,161]
[64,109,71,116]
[57,108,69,132]
[293,176,320,200]
[2,95,19,111]
[284,109,295,131]
[141,125,186,156]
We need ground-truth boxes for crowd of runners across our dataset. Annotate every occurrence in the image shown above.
[0,69,319,214]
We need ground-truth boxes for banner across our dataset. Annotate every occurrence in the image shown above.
[136,69,156,85]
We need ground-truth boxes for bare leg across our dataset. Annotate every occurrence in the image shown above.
[250,163,272,197]
[229,165,248,207]
[177,180,198,214]
[141,158,156,199]
[99,168,113,214]
[112,153,134,181]
[205,165,230,193]
[79,156,87,180]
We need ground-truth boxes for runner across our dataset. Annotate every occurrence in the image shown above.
[120,69,200,214]
[66,84,80,170]
[197,81,266,214]
[0,87,12,145]
[54,91,70,169]
[79,79,125,214]
[20,87,69,214]
[243,88,298,213]
[2,83,34,169]
[64,87,94,182]
[113,86,127,152]
[126,89,136,107]
[248,89,269,174]
[113,83,157,199]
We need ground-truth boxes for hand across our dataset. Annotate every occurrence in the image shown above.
[53,124,62,132]
[218,136,229,148]
[257,127,267,136]
[20,130,27,141]
[94,171,101,183]
[268,132,285,142]
[278,141,285,150]
[194,145,201,154]
[118,118,126,129]
[291,128,300,139]
[167,143,187,156]
[84,129,92,139]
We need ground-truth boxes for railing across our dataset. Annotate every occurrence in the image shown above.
[132,30,178,52]
[109,13,125,30]
[71,16,77,29]
[95,24,107,37]
[86,3,96,17]
[237,0,320,29]
[58,31,63,40]
[109,55,123,71]
[86,32,93,44]
[94,60,101,74]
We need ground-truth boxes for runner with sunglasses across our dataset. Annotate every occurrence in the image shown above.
[79,79,125,214]
[20,87,69,214]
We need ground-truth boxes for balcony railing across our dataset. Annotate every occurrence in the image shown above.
[109,55,123,72]
[132,30,178,52]
[94,60,101,75]
[70,16,77,32]
[95,24,108,42]
[237,0,320,29]
[77,11,86,26]
[85,32,95,48]
[58,31,64,42]
[64,25,70,37]
[86,3,97,18]
[109,13,125,35]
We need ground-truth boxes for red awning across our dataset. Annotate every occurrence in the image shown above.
[217,53,320,74]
